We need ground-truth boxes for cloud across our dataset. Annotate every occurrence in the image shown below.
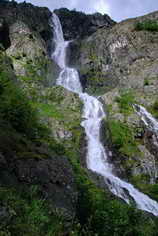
[93,0,110,14]
[16,0,158,22]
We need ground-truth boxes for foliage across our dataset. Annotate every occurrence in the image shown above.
[131,175,158,202]
[32,102,64,119]
[135,20,158,32]
[0,71,39,138]
[0,186,67,236]
[116,91,135,115]
[149,99,158,118]
[144,79,149,86]
[67,149,158,236]
[108,120,139,156]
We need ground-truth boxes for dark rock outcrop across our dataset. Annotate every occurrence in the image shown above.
[55,8,116,40]
[0,18,10,49]
[0,1,52,51]
[0,1,60,86]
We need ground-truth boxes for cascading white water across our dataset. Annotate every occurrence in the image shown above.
[51,14,82,93]
[134,104,158,183]
[134,104,158,132]
[51,13,158,216]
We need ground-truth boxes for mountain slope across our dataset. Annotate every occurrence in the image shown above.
[1,1,158,235]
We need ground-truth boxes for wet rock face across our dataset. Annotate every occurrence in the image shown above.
[55,8,116,40]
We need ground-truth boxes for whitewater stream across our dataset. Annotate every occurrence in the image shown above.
[134,104,158,133]
[51,13,158,216]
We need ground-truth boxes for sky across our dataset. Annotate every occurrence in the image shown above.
[16,0,158,22]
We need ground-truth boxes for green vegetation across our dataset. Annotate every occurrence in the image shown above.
[32,102,64,119]
[149,99,158,118]
[108,120,139,157]
[0,186,70,236]
[2,178,158,236]
[135,20,158,32]
[144,79,150,86]
[116,91,135,115]
[0,72,40,138]
[131,174,158,202]
[67,148,158,236]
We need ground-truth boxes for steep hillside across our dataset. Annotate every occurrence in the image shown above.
[1,1,158,235]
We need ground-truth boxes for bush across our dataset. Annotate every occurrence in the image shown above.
[67,148,158,236]
[150,100,158,118]
[144,79,149,86]
[0,186,66,235]
[116,91,135,115]
[135,20,158,32]
[0,71,39,138]
[108,120,138,156]
[75,165,157,235]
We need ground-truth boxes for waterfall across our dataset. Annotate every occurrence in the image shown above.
[134,104,158,133]
[51,13,158,216]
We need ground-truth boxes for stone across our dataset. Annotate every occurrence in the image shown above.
[55,8,115,40]
[68,10,158,99]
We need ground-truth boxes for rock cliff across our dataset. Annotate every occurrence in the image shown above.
[55,8,116,40]
[69,11,158,96]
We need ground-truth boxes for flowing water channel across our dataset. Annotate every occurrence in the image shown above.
[134,104,158,133]
[51,13,158,216]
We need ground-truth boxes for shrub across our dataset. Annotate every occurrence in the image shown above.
[116,91,135,115]
[149,99,158,118]
[135,20,158,32]
[67,147,158,236]
[0,186,66,235]
[144,79,149,86]
[0,71,39,138]
[108,120,138,156]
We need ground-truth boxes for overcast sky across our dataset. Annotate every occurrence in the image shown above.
[16,0,158,22]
